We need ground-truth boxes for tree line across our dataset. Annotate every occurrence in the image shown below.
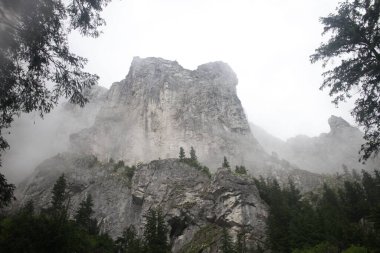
[254,170,380,253]
[0,174,170,253]
[178,147,247,176]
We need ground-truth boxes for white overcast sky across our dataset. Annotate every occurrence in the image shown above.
[69,0,356,140]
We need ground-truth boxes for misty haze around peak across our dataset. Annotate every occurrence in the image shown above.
[1,0,380,252]
[2,57,374,185]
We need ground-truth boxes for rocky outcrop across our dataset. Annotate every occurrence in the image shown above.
[70,57,266,170]
[16,153,268,252]
[251,116,380,174]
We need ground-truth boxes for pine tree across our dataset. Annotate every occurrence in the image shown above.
[74,194,98,234]
[179,147,185,161]
[51,174,66,210]
[235,166,247,175]
[116,225,143,253]
[190,147,197,163]
[0,173,15,209]
[143,208,169,253]
[50,174,68,220]
[223,156,230,169]
[156,209,170,252]
[221,227,235,253]
[144,209,157,252]
[236,230,246,253]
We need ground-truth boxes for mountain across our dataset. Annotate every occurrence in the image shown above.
[70,57,266,169]
[5,56,330,252]
[16,154,268,252]
[251,115,380,174]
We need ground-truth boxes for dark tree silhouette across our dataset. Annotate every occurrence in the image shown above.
[0,0,111,203]
[311,0,380,161]
[220,227,235,253]
[190,146,197,163]
[143,208,169,253]
[0,172,15,209]
[179,147,185,161]
[222,156,230,169]
[74,194,98,235]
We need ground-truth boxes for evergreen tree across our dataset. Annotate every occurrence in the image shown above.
[156,209,169,252]
[223,156,230,169]
[143,208,169,253]
[20,200,35,216]
[0,173,15,209]
[179,147,185,161]
[235,166,247,175]
[235,230,246,253]
[116,225,143,253]
[50,174,68,221]
[74,194,98,235]
[221,227,235,253]
[311,0,380,160]
[339,181,368,222]
[190,147,197,164]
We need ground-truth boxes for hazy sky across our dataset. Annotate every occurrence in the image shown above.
[69,0,355,140]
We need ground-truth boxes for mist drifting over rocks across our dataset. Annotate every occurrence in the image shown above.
[251,115,380,174]
[2,86,107,183]
[6,56,376,251]
[70,57,265,169]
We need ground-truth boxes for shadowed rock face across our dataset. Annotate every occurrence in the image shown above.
[16,153,268,252]
[70,57,265,170]
[251,115,380,174]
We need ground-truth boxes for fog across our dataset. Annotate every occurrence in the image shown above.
[68,0,355,140]
[1,87,106,183]
[1,0,361,183]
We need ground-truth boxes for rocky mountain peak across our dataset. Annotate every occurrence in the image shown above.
[70,57,264,169]
[195,61,238,88]
[129,56,185,78]
[328,115,352,133]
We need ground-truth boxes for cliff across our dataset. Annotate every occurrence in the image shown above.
[70,57,266,169]
[16,153,268,252]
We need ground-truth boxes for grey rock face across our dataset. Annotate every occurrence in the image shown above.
[70,57,265,170]
[16,153,268,252]
[251,115,380,174]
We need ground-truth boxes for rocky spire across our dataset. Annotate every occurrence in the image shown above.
[328,115,352,134]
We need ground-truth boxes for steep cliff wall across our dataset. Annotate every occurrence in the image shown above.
[16,153,268,252]
[70,57,266,170]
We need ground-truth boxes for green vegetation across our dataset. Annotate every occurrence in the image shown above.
[115,226,143,253]
[255,170,380,253]
[179,147,185,161]
[0,173,15,209]
[112,160,136,187]
[190,147,197,163]
[0,0,112,200]
[235,165,247,175]
[223,156,230,169]
[178,147,211,178]
[311,0,380,161]
[114,208,170,253]
[221,227,235,253]
[74,194,99,235]
[178,224,223,253]
[0,174,172,253]
[0,174,115,253]
[143,208,170,253]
